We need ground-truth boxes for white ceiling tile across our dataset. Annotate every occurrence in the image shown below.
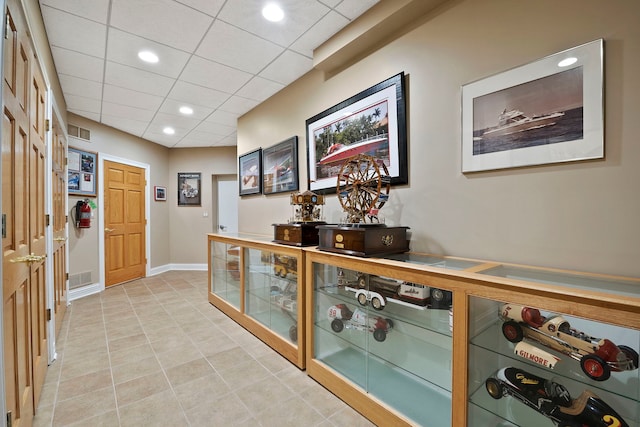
[110,0,213,52]
[167,81,230,109]
[215,133,237,146]
[101,102,156,121]
[101,115,148,136]
[106,28,191,78]
[181,56,253,93]
[259,50,313,86]
[218,96,260,115]
[58,74,103,99]
[65,94,102,114]
[336,0,380,20]
[50,47,104,82]
[194,121,235,136]
[181,131,227,145]
[158,99,213,120]
[142,130,184,147]
[105,62,175,96]
[196,20,284,74]
[289,10,349,57]
[174,0,226,17]
[68,109,101,123]
[41,6,106,57]
[102,85,164,110]
[151,112,201,130]
[236,76,284,102]
[218,0,329,47]
[205,110,239,127]
[40,0,110,23]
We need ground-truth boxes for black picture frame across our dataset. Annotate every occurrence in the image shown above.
[262,136,299,195]
[178,172,201,206]
[306,72,408,194]
[239,148,262,196]
[68,147,98,197]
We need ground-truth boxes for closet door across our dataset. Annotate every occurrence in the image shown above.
[51,112,67,336]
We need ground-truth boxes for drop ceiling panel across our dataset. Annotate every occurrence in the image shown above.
[106,29,191,78]
[39,0,380,147]
[196,20,285,74]
[110,0,213,52]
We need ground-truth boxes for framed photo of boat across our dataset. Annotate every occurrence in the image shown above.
[239,148,262,196]
[306,72,408,194]
[462,39,603,173]
[262,136,299,195]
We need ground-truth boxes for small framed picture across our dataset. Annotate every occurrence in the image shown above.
[154,186,166,201]
[68,147,98,197]
[239,148,262,196]
[262,136,299,195]
[178,172,201,206]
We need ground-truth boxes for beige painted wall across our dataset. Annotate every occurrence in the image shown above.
[238,0,640,277]
[168,146,237,264]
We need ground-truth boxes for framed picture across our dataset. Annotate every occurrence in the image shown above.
[239,148,262,196]
[154,186,166,201]
[262,136,299,195]
[306,72,408,194]
[177,172,201,206]
[462,39,604,173]
[68,147,97,197]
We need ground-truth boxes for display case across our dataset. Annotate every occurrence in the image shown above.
[208,233,306,368]
[305,248,640,427]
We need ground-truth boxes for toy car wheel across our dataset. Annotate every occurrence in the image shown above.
[502,321,524,343]
[485,378,503,399]
[289,325,297,342]
[619,345,639,369]
[385,319,394,329]
[580,354,611,381]
[371,297,383,310]
[357,293,368,306]
[270,286,280,293]
[331,319,344,333]
[373,328,386,342]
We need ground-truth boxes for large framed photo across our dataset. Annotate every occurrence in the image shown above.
[239,148,262,196]
[178,172,201,206]
[306,72,407,194]
[462,39,603,173]
[68,147,97,197]
[262,136,299,195]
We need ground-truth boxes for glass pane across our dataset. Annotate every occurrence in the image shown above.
[210,241,240,309]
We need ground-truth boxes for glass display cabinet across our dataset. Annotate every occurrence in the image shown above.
[305,248,640,427]
[208,233,306,368]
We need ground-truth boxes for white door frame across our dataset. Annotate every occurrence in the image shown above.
[98,154,151,290]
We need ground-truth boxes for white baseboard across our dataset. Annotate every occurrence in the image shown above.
[150,263,207,275]
[68,282,103,302]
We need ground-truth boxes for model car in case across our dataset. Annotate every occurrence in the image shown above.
[327,303,393,342]
[500,303,639,381]
[485,367,629,427]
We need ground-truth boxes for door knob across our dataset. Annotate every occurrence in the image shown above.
[219,225,227,231]
[54,237,67,242]
[105,228,115,232]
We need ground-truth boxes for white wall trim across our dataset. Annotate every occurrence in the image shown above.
[68,282,103,302]
[150,264,207,275]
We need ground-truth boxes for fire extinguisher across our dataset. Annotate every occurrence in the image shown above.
[74,199,91,228]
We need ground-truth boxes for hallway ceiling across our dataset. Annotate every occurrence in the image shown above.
[39,0,379,148]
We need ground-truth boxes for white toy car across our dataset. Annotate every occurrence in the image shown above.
[327,303,393,342]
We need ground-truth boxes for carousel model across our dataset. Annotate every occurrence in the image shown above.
[273,190,326,246]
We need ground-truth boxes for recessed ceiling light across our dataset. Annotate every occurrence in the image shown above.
[138,50,159,64]
[262,3,284,22]
[179,106,193,115]
[558,57,578,67]
[163,127,175,135]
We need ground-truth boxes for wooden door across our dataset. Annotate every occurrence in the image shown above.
[3,0,38,424]
[51,113,67,335]
[104,160,146,286]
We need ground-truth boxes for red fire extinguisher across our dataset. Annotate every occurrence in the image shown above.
[75,199,91,228]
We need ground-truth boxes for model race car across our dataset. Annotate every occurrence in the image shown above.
[485,367,629,427]
[500,303,638,381]
[327,303,393,342]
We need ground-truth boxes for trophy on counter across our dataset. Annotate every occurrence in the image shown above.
[272,190,326,246]
[316,154,409,257]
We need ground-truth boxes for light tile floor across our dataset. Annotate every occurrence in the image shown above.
[34,270,376,427]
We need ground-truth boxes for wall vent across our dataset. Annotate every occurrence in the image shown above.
[68,123,91,142]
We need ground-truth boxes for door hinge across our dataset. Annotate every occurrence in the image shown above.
[45,214,50,226]
[64,157,68,166]
[7,410,12,427]
[66,272,69,280]
[2,214,6,238]
[45,119,50,132]
[66,215,68,223]
[46,309,51,321]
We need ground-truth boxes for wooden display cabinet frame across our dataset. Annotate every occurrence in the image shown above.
[208,233,306,368]
[304,247,640,426]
